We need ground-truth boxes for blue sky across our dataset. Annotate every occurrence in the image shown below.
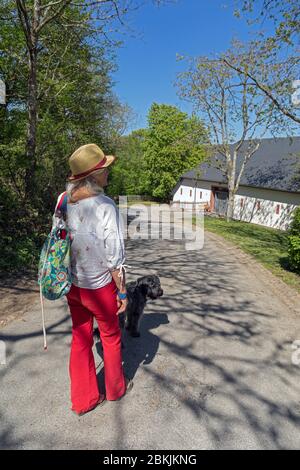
[113,0,262,133]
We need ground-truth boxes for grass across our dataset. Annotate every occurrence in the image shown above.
[194,215,300,292]
[118,200,160,207]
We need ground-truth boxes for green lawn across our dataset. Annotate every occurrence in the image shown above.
[195,215,300,292]
[118,200,159,207]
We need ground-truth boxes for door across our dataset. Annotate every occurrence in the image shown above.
[215,190,228,215]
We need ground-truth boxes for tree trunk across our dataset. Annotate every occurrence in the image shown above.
[226,149,237,221]
[226,186,235,222]
[226,164,236,221]
[24,0,41,199]
[25,45,38,198]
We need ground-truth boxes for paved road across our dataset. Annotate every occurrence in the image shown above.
[1,214,300,449]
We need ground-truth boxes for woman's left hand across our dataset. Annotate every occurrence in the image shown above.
[116,297,128,315]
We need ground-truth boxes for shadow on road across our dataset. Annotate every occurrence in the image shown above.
[1,231,300,449]
[95,311,170,389]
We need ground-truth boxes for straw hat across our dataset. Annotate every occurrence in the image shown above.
[68,144,116,182]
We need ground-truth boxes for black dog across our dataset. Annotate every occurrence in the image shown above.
[124,274,163,337]
[94,274,163,339]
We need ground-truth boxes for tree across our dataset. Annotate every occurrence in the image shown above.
[141,103,209,202]
[0,2,129,273]
[229,1,300,124]
[1,0,167,199]
[236,0,299,46]
[0,2,129,201]
[0,0,170,273]
[107,129,148,197]
[177,48,295,221]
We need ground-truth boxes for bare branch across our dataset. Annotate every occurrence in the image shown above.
[37,0,72,33]
[222,57,300,124]
[40,0,71,9]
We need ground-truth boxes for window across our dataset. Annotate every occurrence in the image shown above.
[240,198,244,208]
[200,191,202,199]
[276,204,280,215]
[180,188,183,195]
[190,189,192,197]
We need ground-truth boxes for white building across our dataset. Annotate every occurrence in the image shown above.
[171,137,300,230]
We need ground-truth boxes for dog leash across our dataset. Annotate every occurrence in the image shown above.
[117,263,131,289]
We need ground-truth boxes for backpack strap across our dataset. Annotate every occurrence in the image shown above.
[55,191,68,217]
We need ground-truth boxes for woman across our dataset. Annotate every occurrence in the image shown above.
[65,143,132,416]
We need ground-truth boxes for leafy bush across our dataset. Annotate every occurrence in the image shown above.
[288,207,300,273]
[0,185,45,276]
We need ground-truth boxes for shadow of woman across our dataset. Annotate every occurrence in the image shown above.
[95,312,169,391]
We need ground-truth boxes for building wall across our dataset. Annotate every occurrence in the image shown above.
[172,179,300,230]
[172,179,211,204]
[233,186,300,231]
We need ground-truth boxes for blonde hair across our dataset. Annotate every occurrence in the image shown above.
[66,169,105,201]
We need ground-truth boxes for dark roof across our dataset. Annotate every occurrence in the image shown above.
[182,137,300,193]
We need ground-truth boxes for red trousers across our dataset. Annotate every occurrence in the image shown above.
[66,279,126,414]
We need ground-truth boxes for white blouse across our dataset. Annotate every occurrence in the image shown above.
[65,193,126,289]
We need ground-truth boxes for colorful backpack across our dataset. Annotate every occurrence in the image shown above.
[38,192,72,349]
